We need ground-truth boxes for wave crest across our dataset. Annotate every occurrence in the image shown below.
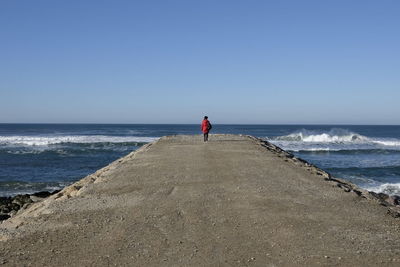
[269,128,400,152]
[366,183,400,196]
[0,135,158,146]
[274,129,368,143]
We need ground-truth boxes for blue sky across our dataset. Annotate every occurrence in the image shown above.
[1,0,399,124]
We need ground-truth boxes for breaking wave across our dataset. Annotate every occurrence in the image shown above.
[365,183,400,196]
[274,129,368,143]
[0,135,158,146]
[372,140,400,147]
[269,128,400,152]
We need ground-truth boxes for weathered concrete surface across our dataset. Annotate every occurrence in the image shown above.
[1,134,400,266]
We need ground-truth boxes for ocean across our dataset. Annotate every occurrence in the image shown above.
[1,124,400,197]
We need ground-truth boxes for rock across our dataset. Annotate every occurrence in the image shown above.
[22,203,31,209]
[336,183,352,192]
[387,208,400,218]
[0,206,11,213]
[32,191,52,198]
[0,191,57,217]
[30,195,44,202]
[387,195,400,206]
[367,192,400,207]
[0,214,10,221]
[52,189,61,194]
[11,199,23,207]
[11,194,33,212]
[0,197,11,205]
[9,210,17,217]
[0,197,12,214]
[10,203,20,211]
[369,192,388,202]
[12,194,33,206]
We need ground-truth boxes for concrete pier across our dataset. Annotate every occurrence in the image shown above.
[1,135,399,266]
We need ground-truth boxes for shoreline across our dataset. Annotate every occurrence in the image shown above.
[1,135,399,222]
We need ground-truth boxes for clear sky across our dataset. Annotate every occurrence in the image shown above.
[1,0,399,124]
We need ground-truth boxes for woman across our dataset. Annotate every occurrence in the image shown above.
[201,116,212,142]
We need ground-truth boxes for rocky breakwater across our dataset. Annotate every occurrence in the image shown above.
[0,191,59,221]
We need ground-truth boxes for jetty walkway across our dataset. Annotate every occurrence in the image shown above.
[1,135,399,266]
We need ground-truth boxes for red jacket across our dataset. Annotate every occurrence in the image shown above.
[201,119,211,133]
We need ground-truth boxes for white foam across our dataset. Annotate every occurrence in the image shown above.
[303,133,366,142]
[0,135,159,146]
[270,129,400,152]
[288,147,340,152]
[275,129,368,143]
[372,140,400,147]
[365,183,400,196]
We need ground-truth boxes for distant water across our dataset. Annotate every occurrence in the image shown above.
[1,124,400,197]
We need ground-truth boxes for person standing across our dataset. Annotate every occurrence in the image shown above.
[201,116,212,142]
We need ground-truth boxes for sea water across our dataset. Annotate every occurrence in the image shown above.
[1,124,400,196]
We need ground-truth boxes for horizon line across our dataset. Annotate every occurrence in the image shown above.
[1,122,400,126]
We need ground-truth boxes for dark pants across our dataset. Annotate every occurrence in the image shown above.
[203,133,209,142]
